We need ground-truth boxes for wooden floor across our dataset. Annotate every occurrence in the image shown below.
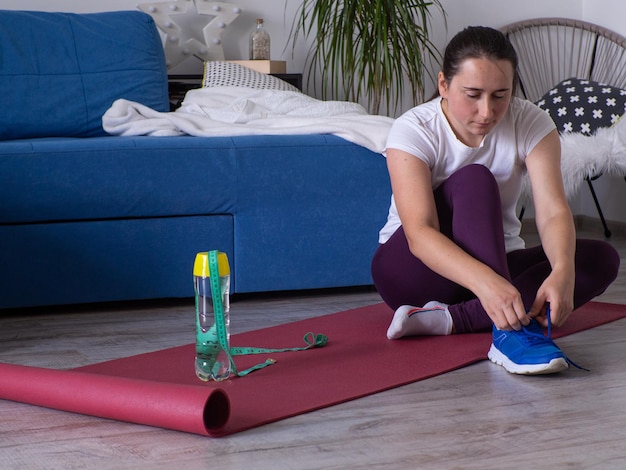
[1,224,625,469]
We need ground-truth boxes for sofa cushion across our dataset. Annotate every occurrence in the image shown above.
[0,136,237,224]
[232,134,390,292]
[0,10,169,140]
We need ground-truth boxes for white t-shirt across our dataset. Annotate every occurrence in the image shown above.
[379,96,555,253]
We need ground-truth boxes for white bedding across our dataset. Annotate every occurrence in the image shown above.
[102,86,395,154]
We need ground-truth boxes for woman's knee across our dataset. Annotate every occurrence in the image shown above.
[577,238,620,287]
[439,164,500,204]
[449,164,497,187]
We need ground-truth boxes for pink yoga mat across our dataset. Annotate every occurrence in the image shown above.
[1,301,625,437]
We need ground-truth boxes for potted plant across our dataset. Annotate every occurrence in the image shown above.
[289,0,446,115]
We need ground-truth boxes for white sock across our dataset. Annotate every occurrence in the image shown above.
[386,301,453,339]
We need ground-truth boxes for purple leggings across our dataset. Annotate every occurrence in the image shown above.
[371,164,620,333]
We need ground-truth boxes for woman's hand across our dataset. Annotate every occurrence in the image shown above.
[474,270,530,331]
[529,268,575,327]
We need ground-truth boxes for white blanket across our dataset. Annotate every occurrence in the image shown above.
[102,86,395,154]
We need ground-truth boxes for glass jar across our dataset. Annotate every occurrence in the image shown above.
[249,18,270,60]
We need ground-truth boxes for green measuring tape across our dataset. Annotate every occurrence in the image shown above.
[202,250,328,378]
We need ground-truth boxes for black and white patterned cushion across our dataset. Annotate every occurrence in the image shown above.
[535,78,626,134]
[202,61,300,93]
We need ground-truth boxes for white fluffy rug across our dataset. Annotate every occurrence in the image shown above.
[523,116,626,201]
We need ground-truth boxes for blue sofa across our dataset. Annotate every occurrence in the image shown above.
[0,10,391,309]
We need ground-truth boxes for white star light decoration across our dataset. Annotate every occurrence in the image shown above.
[138,0,243,69]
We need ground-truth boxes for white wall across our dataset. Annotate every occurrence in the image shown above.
[0,0,584,80]
[3,0,625,224]
[0,0,588,87]
[583,0,626,35]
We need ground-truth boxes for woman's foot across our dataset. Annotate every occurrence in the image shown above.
[386,301,453,339]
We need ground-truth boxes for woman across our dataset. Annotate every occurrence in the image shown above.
[371,26,620,375]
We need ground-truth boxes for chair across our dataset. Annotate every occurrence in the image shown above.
[502,18,626,238]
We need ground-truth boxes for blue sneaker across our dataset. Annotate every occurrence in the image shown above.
[488,319,570,375]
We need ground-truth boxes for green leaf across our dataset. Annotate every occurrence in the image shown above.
[288,0,446,115]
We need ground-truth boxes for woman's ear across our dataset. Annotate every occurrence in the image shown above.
[438,71,448,98]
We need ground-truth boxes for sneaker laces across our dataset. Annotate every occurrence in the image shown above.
[524,307,588,371]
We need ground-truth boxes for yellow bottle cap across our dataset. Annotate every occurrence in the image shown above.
[194,251,230,277]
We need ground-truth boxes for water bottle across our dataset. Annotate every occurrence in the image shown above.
[194,251,231,381]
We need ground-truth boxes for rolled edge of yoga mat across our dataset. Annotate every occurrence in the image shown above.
[0,362,230,436]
